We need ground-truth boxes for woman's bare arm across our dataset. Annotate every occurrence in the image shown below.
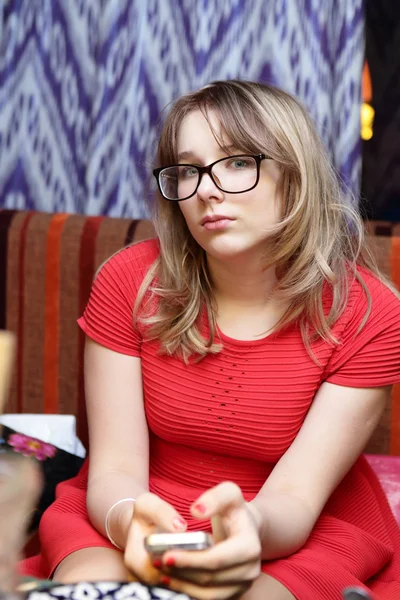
[84,337,149,549]
[249,382,391,560]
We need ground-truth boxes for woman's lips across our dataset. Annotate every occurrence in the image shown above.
[202,218,234,231]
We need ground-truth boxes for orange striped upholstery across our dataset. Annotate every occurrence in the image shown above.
[0,210,398,455]
[390,235,400,455]
[364,223,400,455]
[0,210,155,449]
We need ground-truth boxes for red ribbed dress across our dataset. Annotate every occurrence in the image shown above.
[22,239,400,599]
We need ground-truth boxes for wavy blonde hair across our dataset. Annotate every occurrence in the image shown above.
[135,80,390,362]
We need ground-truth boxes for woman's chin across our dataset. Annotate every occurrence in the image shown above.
[204,241,253,262]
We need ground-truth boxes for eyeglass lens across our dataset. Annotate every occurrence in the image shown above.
[159,156,258,200]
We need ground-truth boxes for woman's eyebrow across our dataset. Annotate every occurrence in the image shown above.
[177,145,239,162]
[177,150,194,161]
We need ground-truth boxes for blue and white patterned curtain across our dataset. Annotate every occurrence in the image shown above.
[0,0,364,217]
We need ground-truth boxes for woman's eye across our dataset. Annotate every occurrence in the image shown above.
[181,167,198,178]
[227,158,251,169]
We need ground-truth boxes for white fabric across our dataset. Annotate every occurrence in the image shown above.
[0,414,86,458]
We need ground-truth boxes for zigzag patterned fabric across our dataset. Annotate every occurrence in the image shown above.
[0,0,364,217]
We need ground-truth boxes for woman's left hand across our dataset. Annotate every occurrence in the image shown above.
[155,482,262,599]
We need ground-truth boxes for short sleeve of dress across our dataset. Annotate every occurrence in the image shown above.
[324,270,400,388]
[78,239,159,357]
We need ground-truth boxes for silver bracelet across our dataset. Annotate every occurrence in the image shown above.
[104,497,136,550]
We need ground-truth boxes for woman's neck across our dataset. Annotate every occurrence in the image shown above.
[207,254,278,308]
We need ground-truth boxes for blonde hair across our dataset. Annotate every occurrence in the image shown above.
[134,80,391,362]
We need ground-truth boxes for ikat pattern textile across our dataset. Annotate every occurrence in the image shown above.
[0,0,364,217]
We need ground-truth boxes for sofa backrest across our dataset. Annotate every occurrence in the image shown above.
[0,210,155,449]
[0,210,399,454]
[364,222,400,454]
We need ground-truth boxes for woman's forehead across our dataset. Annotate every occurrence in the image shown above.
[176,109,233,154]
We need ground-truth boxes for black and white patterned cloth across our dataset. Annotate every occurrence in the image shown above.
[27,582,190,600]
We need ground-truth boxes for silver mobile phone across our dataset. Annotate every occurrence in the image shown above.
[342,588,372,600]
[144,531,213,556]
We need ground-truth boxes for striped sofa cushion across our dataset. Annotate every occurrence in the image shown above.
[365,222,400,455]
[0,210,399,455]
[0,210,155,449]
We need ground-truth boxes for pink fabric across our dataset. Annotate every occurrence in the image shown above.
[366,454,400,524]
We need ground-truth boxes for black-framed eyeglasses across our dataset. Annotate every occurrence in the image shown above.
[153,153,270,202]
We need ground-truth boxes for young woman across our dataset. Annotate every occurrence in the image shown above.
[23,81,400,599]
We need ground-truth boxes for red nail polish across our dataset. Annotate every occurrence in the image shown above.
[161,575,171,586]
[165,556,175,567]
[193,502,207,514]
[172,517,186,530]
[153,558,162,569]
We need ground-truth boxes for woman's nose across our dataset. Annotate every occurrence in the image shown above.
[197,172,224,202]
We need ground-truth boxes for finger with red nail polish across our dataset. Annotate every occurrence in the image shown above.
[172,516,187,530]
[153,558,162,569]
[192,502,207,515]
[160,575,171,587]
[164,556,175,567]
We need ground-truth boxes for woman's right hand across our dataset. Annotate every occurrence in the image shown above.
[123,492,187,586]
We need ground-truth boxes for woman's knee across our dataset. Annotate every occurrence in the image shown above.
[242,573,296,600]
[53,547,131,584]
